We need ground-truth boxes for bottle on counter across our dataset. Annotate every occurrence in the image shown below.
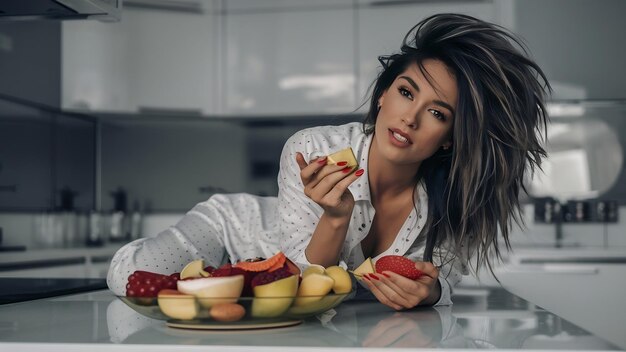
[109,187,129,242]
[58,187,79,247]
[86,210,104,247]
[130,200,143,241]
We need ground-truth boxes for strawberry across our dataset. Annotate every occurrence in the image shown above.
[375,255,423,280]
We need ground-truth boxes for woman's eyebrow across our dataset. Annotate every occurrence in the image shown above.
[399,75,455,116]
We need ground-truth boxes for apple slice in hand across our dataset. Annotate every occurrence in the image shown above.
[351,257,375,280]
[177,276,244,308]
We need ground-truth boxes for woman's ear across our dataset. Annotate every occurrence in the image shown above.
[378,96,384,108]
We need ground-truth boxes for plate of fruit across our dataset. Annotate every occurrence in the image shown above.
[119,252,353,330]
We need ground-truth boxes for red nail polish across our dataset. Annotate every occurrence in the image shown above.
[381,272,390,278]
[370,274,380,281]
[317,156,327,164]
[355,169,364,177]
[336,161,348,167]
[342,166,352,173]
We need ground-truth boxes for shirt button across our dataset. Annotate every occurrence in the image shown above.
[395,249,399,253]
[361,223,366,228]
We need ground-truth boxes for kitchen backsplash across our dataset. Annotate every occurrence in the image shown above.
[1,205,625,250]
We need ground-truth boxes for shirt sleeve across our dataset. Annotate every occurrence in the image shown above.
[276,130,326,272]
[106,201,230,296]
[432,244,469,306]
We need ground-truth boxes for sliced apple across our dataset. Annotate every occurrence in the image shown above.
[288,294,345,316]
[251,275,299,318]
[157,289,198,320]
[327,147,358,168]
[177,275,244,308]
[302,264,325,278]
[294,273,335,306]
[180,259,211,279]
[351,257,375,281]
[324,266,352,294]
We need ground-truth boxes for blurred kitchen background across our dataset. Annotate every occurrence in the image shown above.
[1,0,625,284]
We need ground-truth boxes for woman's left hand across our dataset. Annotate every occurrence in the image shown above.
[361,261,441,310]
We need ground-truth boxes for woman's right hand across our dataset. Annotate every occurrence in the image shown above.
[295,152,364,219]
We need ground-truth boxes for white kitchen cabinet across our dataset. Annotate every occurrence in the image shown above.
[224,3,356,115]
[497,262,626,350]
[355,2,504,113]
[62,4,218,114]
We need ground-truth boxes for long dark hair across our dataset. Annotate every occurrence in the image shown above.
[363,13,551,275]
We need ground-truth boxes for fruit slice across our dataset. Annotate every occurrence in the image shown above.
[180,259,211,279]
[287,294,345,316]
[212,263,257,297]
[234,252,286,272]
[209,303,246,322]
[294,273,335,306]
[251,274,298,318]
[375,255,424,280]
[157,289,198,320]
[177,276,244,308]
[327,147,358,168]
[351,257,375,280]
[324,266,352,294]
[302,264,325,278]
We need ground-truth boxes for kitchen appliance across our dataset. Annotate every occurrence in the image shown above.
[0,0,122,22]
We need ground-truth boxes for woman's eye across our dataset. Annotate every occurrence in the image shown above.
[429,109,446,121]
[398,87,413,100]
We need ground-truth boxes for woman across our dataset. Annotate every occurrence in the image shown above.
[107,13,549,310]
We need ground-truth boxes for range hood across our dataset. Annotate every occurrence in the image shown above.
[0,0,122,22]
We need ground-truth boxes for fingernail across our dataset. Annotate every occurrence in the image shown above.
[317,156,328,164]
[362,274,370,281]
[342,166,352,173]
[355,169,364,177]
[381,272,390,278]
[370,274,380,281]
[336,161,348,167]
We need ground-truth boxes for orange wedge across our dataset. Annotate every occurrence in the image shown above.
[234,252,286,272]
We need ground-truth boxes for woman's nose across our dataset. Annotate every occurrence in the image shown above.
[402,112,420,129]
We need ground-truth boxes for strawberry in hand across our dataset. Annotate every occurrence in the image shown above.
[375,255,424,280]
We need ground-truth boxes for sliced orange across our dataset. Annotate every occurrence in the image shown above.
[234,252,286,272]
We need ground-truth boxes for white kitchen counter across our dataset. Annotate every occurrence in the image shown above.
[0,286,620,351]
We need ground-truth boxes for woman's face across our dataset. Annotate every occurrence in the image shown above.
[374,59,457,166]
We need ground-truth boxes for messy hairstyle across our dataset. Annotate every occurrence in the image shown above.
[363,13,550,275]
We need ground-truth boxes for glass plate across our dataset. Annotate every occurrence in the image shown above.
[119,292,351,330]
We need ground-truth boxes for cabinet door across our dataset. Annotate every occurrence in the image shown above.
[0,110,52,210]
[356,2,500,113]
[224,5,356,115]
[497,263,626,349]
[62,6,217,114]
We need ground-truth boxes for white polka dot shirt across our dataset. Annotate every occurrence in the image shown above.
[277,122,465,306]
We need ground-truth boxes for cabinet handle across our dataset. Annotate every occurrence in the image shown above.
[506,265,599,275]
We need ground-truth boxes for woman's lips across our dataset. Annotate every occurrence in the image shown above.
[388,128,413,147]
